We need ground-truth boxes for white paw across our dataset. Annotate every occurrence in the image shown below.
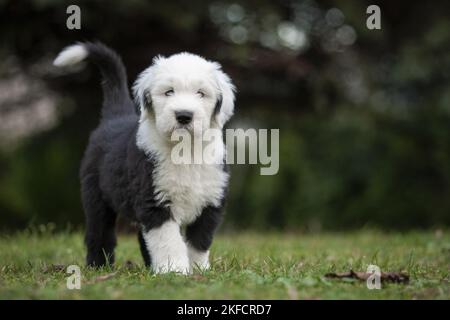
[141,220,191,275]
[191,260,210,272]
[188,245,210,272]
[153,255,190,275]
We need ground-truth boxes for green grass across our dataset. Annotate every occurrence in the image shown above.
[0,228,448,299]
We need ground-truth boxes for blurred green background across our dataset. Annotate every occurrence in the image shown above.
[0,0,449,232]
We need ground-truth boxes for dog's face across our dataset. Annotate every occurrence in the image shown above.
[134,53,235,139]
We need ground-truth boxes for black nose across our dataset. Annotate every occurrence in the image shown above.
[175,111,193,125]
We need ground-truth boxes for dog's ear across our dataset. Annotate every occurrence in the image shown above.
[133,55,165,117]
[133,67,154,117]
[214,94,222,115]
[212,64,235,128]
[143,90,152,111]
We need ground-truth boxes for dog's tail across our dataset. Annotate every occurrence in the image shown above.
[53,42,134,119]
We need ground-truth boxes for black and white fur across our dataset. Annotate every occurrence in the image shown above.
[54,42,235,274]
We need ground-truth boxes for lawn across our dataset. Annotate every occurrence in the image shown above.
[0,227,448,299]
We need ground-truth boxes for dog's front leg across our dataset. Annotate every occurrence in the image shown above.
[140,211,190,274]
[186,205,223,272]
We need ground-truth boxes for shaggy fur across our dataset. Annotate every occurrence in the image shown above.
[54,42,235,274]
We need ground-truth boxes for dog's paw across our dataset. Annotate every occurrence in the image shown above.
[188,245,210,272]
[191,260,210,273]
[153,256,190,275]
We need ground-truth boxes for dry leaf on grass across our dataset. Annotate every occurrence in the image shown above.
[42,264,66,273]
[87,272,118,284]
[325,270,409,283]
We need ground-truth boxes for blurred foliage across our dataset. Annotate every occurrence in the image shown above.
[0,0,449,231]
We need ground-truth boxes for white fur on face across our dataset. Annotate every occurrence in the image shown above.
[133,52,235,138]
[142,220,190,274]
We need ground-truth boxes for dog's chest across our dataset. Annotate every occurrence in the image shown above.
[153,160,228,225]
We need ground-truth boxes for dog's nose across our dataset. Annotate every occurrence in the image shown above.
[175,111,193,125]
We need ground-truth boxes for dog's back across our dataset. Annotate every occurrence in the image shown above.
[55,42,141,207]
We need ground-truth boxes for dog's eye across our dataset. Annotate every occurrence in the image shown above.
[197,90,205,98]
[164,89,174,96]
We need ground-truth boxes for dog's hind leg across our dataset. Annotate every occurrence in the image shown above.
[81,175,117,267]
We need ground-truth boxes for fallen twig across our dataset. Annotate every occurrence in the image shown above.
[325,270,409,283]
[86,272,118,284]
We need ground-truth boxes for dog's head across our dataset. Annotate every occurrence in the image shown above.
[133,53,235,139]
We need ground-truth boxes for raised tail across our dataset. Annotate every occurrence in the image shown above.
[54,41,135,119]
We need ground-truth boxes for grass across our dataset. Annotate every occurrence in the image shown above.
[0,227,448,299]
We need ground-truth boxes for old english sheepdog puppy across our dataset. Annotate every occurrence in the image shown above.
[54,42,235,274]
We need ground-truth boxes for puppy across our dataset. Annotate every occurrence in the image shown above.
[54,42,235,274]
